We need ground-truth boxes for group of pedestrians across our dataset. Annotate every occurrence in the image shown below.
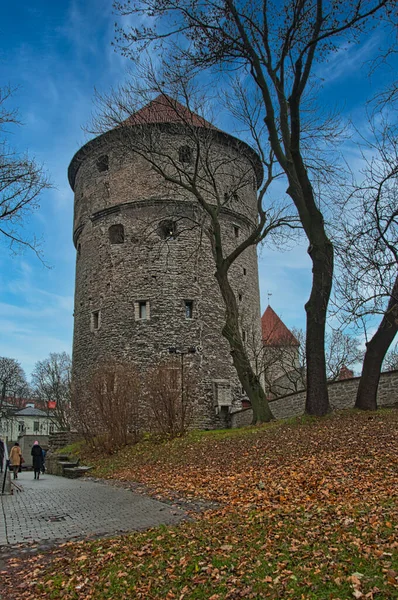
[6,440,46,480]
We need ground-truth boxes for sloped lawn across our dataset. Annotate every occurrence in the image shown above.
[1,410,397,599]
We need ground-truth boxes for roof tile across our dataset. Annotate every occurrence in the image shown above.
[261,306,299,347]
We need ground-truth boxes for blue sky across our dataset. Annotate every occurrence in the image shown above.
[0,1,395,377]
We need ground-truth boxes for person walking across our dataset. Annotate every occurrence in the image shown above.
[0,439,4,473]
[31,441,43,480]
[9,442,22,480]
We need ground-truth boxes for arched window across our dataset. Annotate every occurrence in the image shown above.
[178,146,193,164]
[158,220,177,240]
[96,155,109,172]
[109,224,125,244]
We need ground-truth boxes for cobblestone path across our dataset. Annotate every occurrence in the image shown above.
[0,471,187,547]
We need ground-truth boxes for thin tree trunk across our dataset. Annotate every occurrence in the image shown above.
[216,270,274,424]
[356,275,398,410]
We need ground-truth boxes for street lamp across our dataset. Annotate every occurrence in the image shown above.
[168,346,197,431]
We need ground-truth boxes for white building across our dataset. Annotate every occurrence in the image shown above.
[0,406,59,445]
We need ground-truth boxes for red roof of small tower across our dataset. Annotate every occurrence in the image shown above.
[261,306,299,347]
[124,94,217,130]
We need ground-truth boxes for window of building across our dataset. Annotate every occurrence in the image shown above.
[18,421,24,432]
[158,220,177,240]
[178,145,193,164]
[185,300,193,319]
[234,225,240,238]
[49,424,55,434]
[139,301,147,320]
[238,293,242,302]
[34,421,40,432]
[96,155,109,172]
[242,330,246,342]
[109,224,125,244]
[91,310,100,331]
[135,300,150,320]
[77,243,81,257]
[243,268,247,276]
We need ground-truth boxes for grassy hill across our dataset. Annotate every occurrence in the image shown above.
[4,410,398,599]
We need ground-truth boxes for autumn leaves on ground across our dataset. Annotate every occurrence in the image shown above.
[2,410,398,599]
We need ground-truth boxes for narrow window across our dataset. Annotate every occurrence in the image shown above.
[109,224,125,244]
[234,225,240,238]
[91,310,100,331]
[178,145,192,164]
[135,300,150,320]
[242,330,246,342]
[238,293,242,302]
[243,268,247,276]
[185,300,193,319]
[96,155,109,172]
[77,243,81,256]
[158,220,177,240]
[34,421,40,432]
[18,421,24,432]
[139,301,147,320]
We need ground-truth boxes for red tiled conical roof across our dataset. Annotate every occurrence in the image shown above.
[124,94,217,130]
[261,306,299,347]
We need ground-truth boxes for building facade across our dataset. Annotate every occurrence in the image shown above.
[69,95,264,428]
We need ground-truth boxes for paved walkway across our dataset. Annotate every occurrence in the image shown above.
[0,471,187,547]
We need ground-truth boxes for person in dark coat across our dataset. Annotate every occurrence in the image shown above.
[0,439,4,474]
[31,441,43,480]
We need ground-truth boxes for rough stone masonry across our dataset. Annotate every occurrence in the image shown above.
[68,95,264,429]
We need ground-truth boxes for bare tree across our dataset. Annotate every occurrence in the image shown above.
[0,357,28,411]
[0,87,51,257]
[73,361,141,452]
[335,110,398,410]
[144,358,198,437]
[113,0,393,416]
[250,324,361,398]
[324,329,363,382]
[91,73,298,424]
[31,352,72,431]
[383,342,398,372]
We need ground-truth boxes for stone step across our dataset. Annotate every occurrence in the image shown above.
[63,466,93,479]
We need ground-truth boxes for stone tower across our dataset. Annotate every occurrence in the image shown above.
[68,94,263,428]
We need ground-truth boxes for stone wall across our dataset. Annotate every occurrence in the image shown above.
[48,431,82,452]
[231,369,398,427]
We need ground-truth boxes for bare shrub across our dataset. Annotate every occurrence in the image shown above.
[72,361,142,453]
[144,359,197,437]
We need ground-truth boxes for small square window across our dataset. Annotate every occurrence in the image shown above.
[96,155,109,172]
[91,310,100,331]
[185,300,193,319]
[178,146,193,164]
